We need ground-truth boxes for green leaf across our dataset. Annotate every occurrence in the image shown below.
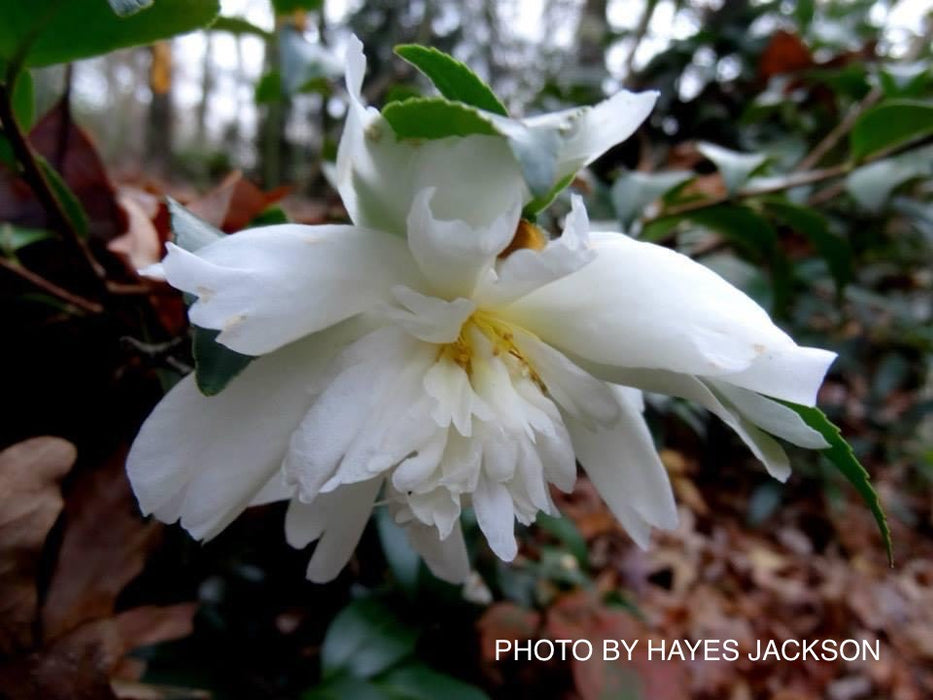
[303,677,391,700]
[107,0,153,17]
[12,70,35,130]
[37,155,89,238]
[697,142,768,195]
[0,0,220,68]
[765,201,854,293]
[167,196,223,251]
[377,664,489,700]
[382,97,498,140]
[255,71,283,104]
[321,598,418,680]
[781,402,893,565]
[0,133,14,168]
[375,508,421,596]
[522,173,574,218]
[394,45,508,117]
[210,15,273,40]
[166,198,255,396]
[0,223,54,257]
[534,512,587,568]
[272,0,323,13]
[611,170,692,229]
[192,327,254,396]
[850,100,933,161]
[844,145,933,212]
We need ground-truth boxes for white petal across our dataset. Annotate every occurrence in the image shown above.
[336,38,527,233]
[392,429,449,493]
[406,521,470,584]
[711,381,829,449]
[161,224,421,355]
[565,387,678,548]
[511,327,619,428]
[126,328,346,541]
[582,363,794,481]
[249,470,293,506]
[716,345,836,406]
[285,327,431,499]
[407,487,461,539]
[473,477,518,561]
[299,478,382,583]
[547,90,659,178]
[383,285,475,343]
[406,187,521,300]
[475,195,595,306]
[502,231,798,377]
[423,357,493,437]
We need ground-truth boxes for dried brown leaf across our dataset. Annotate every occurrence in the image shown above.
[0,437,76,655]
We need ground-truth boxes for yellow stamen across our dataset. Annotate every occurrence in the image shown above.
[498,219,548,259]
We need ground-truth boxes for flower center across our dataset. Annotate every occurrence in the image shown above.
[439,310,543,388]
[498,219,548,259]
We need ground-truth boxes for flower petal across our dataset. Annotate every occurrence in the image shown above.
[406,187,521,300]
[284,477,382,583]
[715,345,836,406]
[336,37,526,233]
[564,386,678,548]
[406,521,470,584]
[126,326,351,541]
[383,285,475,343]
[524,89,658,178]
[475,195,596,307]
[581,363,794,481]
[473,476,518,561]
[503,231,799,377]
[161,224,421,356]
[711,381,829,449]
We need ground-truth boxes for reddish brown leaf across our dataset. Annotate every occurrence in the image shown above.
[759,30,814,80]
[184,170,290,232]
[41,449,161,641]
[0,437,76,655]
[115,603,197,652]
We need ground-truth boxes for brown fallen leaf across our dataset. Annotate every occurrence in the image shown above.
[0,437,77,655]
[42,449,161,641]
[184,170,290,233]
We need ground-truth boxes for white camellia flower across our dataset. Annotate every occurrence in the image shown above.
[127,39,835,585]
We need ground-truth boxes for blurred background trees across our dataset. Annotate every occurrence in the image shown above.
[2,0,932,698]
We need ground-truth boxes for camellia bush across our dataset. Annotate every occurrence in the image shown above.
[1,1,930,698]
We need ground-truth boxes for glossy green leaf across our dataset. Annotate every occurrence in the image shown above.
[255,71,283,104]
[765,201,853,292]
[302,677,391,700]
[210,15,273,40]
[37,155,89,238]
[781,402,893,565]
[167,198,256,396]
[522,173,574,218]
[850,100,933,161]
[611,169,692,229]
[845,145,933,211]
[107,0,153,17]
[192,327,254,396]
[382,97,498,140]
[534,512,588,568]
[394,45,508,116]
[377,664,489,700]
[375,508,421,596]
[167,197,224,252]
[12,70,35,130]
[697,142,767,195]
[272,0,323,13]
[321,598,417,680]
[0,0,220,68]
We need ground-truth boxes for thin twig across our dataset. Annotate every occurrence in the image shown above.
[643,131,933,229]
[0,258,103,314]
[794,86,882,172]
